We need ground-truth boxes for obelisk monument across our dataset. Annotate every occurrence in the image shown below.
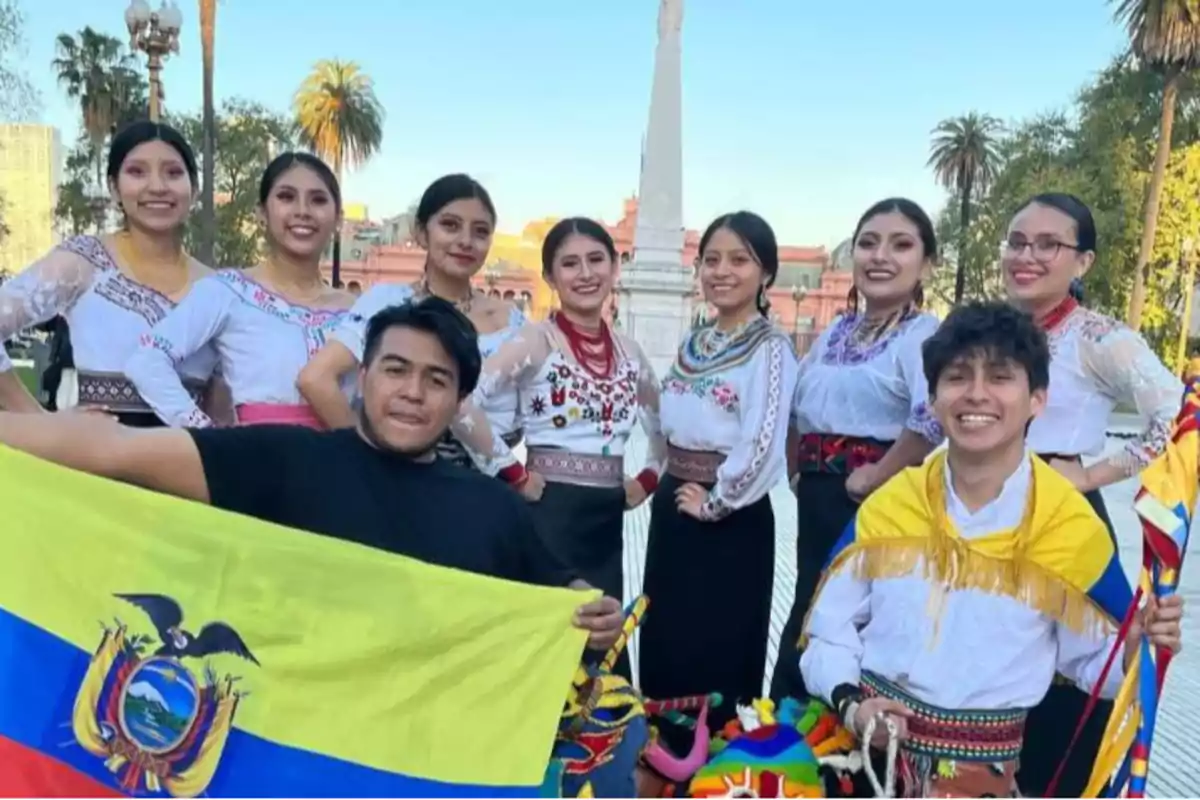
[619,0,694,376]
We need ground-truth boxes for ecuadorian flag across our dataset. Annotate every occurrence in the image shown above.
[0,445,591,797]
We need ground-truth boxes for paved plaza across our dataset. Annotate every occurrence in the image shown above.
[612,431,1200,797]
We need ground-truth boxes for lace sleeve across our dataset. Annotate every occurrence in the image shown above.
[897,316,944,444]
[124,276,233,428]
[0,243,96,372]
[702,337,800,521]
[450,324,553,477]
[1079,327,1180,472]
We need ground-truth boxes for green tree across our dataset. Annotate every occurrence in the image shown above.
[170,99,297,267]
[293,59,384,286]
[1112,0,1200,329]
[51,27,147,189]
[927,112,1003,304]
[53,139,105,236]
[0,0,39,120]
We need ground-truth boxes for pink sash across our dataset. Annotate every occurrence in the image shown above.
[235,403,326,430]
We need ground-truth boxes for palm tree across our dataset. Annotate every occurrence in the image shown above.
[198,0,218,266]
[293,59,384,287]
[928,112,1002,305]
[1114,0,1200,330]
[51,27,146,190]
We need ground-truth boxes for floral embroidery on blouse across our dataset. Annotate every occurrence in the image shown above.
[662,374,740,414]
[701,336,789,521]
[216,271,344,357]
[820,313,915,366]
[907,400,943,443]
[530,358,639,439]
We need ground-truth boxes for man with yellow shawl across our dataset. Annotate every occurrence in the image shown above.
[799,301,1183,798]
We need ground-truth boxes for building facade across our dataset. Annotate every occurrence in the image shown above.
[322,197,853,354]
[0,125,62,276]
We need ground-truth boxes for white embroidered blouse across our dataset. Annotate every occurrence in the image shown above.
[124,270,351,428]
[330,282,527,437]
[1028,306,1179,469]
[0,235,216,388]
[792,311,943,445]
[660,318,800,521]
[452,318,667,480]
[800,453,1124,710]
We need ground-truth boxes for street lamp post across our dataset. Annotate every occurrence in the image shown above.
[125,0,182,122]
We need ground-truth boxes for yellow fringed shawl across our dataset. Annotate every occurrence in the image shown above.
[801,451,1122,644]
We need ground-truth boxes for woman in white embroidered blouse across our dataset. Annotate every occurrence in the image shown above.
[771,198,944,702]
[296,174,526,467]
[0,121,220,425]
[125,152,355,429]
[450,217,665,678]
[999,192,1181,798]
[638,211,799,747]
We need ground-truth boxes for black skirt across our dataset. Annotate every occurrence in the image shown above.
[769,471,861,702]
[1016,487,1116,798]
[638,473,775,750]
[528,479,628,677]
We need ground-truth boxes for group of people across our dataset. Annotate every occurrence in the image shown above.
[0,118,1188,798]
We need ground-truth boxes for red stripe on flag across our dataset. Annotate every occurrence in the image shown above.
[0,735,123,798]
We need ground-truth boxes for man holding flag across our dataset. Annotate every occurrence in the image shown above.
[799,301,1183,798]
[0,297,623,650]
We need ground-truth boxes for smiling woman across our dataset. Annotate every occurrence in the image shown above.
[771,198,946,703]
[0,120,222,425]
[124,151,357,430]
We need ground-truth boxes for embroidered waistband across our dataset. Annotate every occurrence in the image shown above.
[796,433,891,475]
[666,444,725,484]
[77,370,203,415]
[527,448,624,487]
[860,671,1027,763]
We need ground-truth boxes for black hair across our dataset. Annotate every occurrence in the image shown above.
[107,120,198,186]
[541,217,618,276]
[922,300,1050,394]
[1012,192,1097,253]
[1013,192,1095,306]
[852,197,938,261]
[415,173,496,231]
[361,297,481,399]
[698,211,779,316]
[259,152,341,211]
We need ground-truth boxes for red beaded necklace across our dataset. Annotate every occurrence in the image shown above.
[553,311,616,380]
[1037,296,1078,332]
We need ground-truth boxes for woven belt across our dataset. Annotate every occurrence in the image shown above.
[861,672,1026,763]
[666,444,725,484]
[77,370,203,415]
[796,433,892,475]
[527,447,624,488]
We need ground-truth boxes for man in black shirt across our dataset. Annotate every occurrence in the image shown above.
[0,298,623,650]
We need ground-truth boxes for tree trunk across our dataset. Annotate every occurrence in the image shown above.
[198,0,217,266]
[953,171,974,305]
[1127,70,1180,331]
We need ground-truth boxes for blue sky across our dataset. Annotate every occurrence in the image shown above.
[21,0,1129,249]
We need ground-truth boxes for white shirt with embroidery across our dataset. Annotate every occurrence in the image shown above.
[1028,305,1179,468]
[330,282,526,437]
[125,270,351,428]
[792,311,943,444]
[452,319,667,481]
[660,318,800,521]
[0,234,215,387]
[800,453,1125,710]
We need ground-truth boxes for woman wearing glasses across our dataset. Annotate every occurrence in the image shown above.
[1001,192,1180,798]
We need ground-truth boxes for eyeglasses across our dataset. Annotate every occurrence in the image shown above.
[1001,237,1081,263]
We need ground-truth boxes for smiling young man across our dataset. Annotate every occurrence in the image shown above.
[0,298,623,650]
[798,301,1183,798]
